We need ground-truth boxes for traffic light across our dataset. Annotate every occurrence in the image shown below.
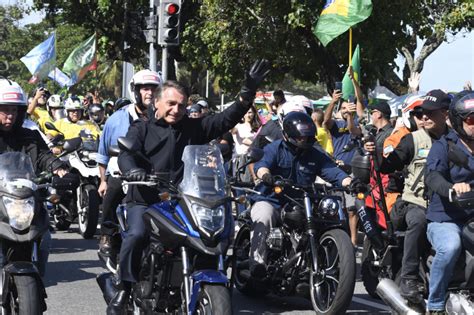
[158,0,181,46]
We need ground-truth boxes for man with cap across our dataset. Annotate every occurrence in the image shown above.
[188,104,203,118]
[366,89,451,303]
[196,99,209,116]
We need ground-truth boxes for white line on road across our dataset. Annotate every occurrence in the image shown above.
[352,296,391,311]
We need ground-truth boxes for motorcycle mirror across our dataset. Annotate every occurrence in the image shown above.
[117,137,135,153]
[45,121,60,132]
[108,145,120,157]
[246,147,264,163]
[62,137,82,154]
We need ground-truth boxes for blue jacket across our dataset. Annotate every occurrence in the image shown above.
[252,139,349,206]
[97,104,136,174]
[425,130,474,223]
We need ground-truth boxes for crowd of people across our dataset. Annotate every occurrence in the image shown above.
[0,58,472,314]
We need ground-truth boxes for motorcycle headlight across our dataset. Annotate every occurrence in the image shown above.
[81,151,90,162]
[318,197,340,218]
[191,204,225,234]
[3,196,35,231]
[88,152,98,161]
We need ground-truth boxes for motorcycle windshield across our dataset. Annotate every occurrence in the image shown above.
[179,145,226,202]
[79,129,98,152]
[0,152,36,195]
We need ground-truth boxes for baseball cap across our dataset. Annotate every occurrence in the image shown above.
[420,89,451,111]
[368,101,391,117]
[196,100,208,108]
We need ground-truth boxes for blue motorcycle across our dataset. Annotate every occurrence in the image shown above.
[98,143,234,314]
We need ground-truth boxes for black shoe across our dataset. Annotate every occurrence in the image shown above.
[106,287,130,315]
[400,278,422,303]
[99,235,113,256]
[250,263,266,279]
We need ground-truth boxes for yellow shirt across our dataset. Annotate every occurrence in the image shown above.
[316,127,334,156]
[31,107,58,137]
[53,118,101,140]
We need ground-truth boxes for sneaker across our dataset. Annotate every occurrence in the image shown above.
[99,235,113,256]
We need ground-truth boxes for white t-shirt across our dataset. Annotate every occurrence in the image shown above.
[232,123,255,155]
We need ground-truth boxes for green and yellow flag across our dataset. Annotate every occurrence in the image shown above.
[313,0,372,47]
[342,44,360,100]
[62,34,97,86]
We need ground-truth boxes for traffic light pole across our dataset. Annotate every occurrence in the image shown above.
[149,0,158,71]
[162,46,168,81]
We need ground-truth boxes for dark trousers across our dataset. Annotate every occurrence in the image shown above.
[100,176,125,236]
[390,200,428,280]
[118,204,148,283]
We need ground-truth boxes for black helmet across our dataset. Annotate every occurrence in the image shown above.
[114,97,132,112]
[282,112,316,151]
[449,92,474,141]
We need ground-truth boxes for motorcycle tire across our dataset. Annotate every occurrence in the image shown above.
[310,229,356,315]
[360,236,381,299]
[8,275,42,315]
[231,224,268,297]
[78,184,100,239]
[194,284,232,314]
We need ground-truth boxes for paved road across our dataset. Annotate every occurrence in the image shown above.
[44,225,391,314]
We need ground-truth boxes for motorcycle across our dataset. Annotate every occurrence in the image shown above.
[97,139,236,314]
[0,139,80,314]
[232,178,356,315]
[45,122,101,239]
[377,190,474,314]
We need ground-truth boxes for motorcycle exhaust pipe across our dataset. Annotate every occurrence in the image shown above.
[376,278,423,315]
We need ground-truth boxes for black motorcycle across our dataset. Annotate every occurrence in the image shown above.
[0,140,79,314]
[232,179,356,314]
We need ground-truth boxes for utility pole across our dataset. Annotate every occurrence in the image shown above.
[145,0,159,71]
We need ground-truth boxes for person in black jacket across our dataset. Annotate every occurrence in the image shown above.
[108,60,271,314]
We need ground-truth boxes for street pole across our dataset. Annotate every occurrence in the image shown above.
[206,70,209,98]
[162,46,168,81]
[149,0,157,71]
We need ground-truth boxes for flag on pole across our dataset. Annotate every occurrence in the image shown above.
[313,0,372,47]
[20,32,56,82]
[48,67,74,87]
[342,44,360,100]
[62,34,97,85]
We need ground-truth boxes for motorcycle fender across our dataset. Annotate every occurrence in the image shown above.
[188,270,228,313]
[69,154,99,178]
[0,262,47,306]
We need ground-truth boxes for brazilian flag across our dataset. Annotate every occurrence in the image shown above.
[342,44,360,100]
[313,0,372,47]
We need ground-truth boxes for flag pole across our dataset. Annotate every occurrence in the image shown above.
[349,28,353,65]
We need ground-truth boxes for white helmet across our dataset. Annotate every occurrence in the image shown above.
[277,95,312,126]
[0,79,27,107]
[47,94,63,109]
[128,69,162,104]
[401,94,424,131]
[64,97,84,111]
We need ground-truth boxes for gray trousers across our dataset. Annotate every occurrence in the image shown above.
[250,201,281,266]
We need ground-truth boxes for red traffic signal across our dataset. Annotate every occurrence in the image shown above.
[166,3,179,15]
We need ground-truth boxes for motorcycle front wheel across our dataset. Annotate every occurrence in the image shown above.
[194,284,232,315]
[310,229,356,315]
[7,275,42,315]
[78,184,100,239]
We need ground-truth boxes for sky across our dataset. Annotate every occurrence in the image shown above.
[3,0,473,94]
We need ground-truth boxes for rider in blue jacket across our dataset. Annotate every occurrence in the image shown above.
[424,92,474,313]
[249,112,352,277]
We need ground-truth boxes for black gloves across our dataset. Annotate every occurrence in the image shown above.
[125,168,147,182]
[349,178,367,194]
[262,173,274,186]
[240,59,271,103]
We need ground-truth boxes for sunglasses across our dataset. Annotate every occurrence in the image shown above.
[413,109,438,119]
[368,109,379,115]
[464,114,474,126]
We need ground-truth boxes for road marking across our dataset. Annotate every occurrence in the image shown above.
[352,296,391,311]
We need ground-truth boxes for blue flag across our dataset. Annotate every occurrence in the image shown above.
[21,32,56,81]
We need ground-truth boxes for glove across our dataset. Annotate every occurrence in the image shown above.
[125,168,146,182]
[240,59,271,103]
[262,173,274,186]
[349,178,367,194]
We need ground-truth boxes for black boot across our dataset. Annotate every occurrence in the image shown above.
[400,278,422,303]
[106,282,131,315]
